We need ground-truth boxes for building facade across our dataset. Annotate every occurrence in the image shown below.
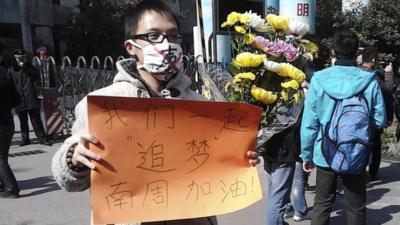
[0,0,79,57]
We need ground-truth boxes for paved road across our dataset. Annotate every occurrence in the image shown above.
[2,116,400,225]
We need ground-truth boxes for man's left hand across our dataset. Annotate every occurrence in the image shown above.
[247,151,260,166]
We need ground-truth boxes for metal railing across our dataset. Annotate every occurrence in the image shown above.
[32,54,204,135]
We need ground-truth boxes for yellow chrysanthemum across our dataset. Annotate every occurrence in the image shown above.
[280,90,289,102]
[221,21,232,27]
[243,33,255,44]
[300,39,319,52]
[278,63,306,83]
[294,92,303,103]
[281,80,300,90]
[224,82,231,92]
[235,26,246,34]
[233,72,256,84]
[227,12,241,24]
[240,14,251,24]
[251,86,278,105]
[203,89,211,100]
[221,12,241,27]
[266,14,289,31]
[235,52,266,68]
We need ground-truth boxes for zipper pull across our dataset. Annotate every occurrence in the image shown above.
[160,89,171,98]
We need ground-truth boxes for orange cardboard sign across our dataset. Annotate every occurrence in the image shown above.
[87,96,263,224]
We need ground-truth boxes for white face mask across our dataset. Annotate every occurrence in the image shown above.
[127,39,183,81]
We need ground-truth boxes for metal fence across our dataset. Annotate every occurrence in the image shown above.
[32,54,203,135]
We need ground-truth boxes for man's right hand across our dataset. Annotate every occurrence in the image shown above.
[71,133,102,170]
[303,161,314,173]
[384,62,393,73]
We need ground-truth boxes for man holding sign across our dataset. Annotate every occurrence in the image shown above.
[51,1,260,224]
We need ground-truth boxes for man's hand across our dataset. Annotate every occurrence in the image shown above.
[303,161,314,172]
[331,57,336,66]
[384,62,393,73]
[71,133,102,170]
[247,151,260,167]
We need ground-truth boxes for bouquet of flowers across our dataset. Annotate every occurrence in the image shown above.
[219,11,318,149]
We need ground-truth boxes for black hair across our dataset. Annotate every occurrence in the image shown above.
[0,41,4,53]
[13,49,26,56]
[333,29,359,60]
[361,47,378,64]
[125,0,179,39]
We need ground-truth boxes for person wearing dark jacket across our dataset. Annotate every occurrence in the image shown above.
[262,102,308,225]
[359,47,394,180]
[9,49,50,146]
[0,51,22,198]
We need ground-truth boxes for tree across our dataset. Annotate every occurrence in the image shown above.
[361,0,400,56]
[314,0,342,69]
[315,0,400,69]
[62,0,125,61]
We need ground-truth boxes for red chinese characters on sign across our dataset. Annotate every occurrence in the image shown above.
[297,3,309,17]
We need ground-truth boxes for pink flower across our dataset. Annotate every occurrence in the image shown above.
[253,38,298,62]
[252,36,299,61]
[252,36,270,51]
[283,44,299,62]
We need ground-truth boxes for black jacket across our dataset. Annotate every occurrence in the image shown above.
[262,106,303,163]
[360,66,394,125]
[394,81,400,121]
[0,67,21,125]
[378,72,394,125]
[8,63,41,112]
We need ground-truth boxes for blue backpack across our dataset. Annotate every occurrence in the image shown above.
[322,92,371,174]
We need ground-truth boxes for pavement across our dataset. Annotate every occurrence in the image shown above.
[2,117,400,225]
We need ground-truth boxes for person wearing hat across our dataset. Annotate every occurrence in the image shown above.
[36,47,55,88]
[8,49,51,146]
[0,42,22,198]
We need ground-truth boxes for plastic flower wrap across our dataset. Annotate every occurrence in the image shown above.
[219,11,319,149]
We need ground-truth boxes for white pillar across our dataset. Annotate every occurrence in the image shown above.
[193,26,203,61]
[279,0,316,34]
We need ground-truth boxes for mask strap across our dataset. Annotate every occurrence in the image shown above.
[126,39,145,69]
[126,39,143,50]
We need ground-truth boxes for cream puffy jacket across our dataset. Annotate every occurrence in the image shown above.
[51,59,217,225]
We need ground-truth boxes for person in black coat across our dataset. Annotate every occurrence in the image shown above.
[261,102,308,225]
[8,49,51,146]
[0,48,21,198]
[359,47,394,180]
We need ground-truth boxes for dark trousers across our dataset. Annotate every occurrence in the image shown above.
[0,123,20,193]
[17,108,46,141]
[311,167,366,225]
[369,129,382,177]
